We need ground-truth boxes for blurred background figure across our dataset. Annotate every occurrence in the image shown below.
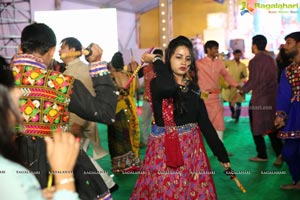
[222,49,248,123]
[138,48,164,147]
[196,40,238,143]
[58,37,117,193]
[192,33,205,60]
[276,44,292,83]
[239,35,282,164]
[107,51,141,173]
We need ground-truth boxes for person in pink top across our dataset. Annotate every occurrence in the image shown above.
[196,40,239,142]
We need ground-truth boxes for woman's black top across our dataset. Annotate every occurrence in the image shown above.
[150,59,229,163]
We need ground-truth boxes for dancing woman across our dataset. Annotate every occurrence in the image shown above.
[131,36,230,199]
[107,52,141,173]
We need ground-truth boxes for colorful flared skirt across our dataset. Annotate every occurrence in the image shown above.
[131,123,217,200]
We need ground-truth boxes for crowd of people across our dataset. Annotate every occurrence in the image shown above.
[0,21,299,200]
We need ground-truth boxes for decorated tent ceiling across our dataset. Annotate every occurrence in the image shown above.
[64,0,160,14]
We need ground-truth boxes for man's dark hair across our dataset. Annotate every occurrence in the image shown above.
[153,48,163,56]
[61,37,83,53]
[164,35,199,115]
[252,35,267,51]
[21,22,56,55]
[233,49,242,54]
[284,32,300,43]
[165,36,195,72]
[111,52,124,70]
[204,40,219,54]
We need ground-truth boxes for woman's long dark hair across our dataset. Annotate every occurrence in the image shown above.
[0,60,23,164]
[165,36,200,115]
[0,85,23,164]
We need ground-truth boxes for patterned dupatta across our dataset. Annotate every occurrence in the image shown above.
[162,98,184,168]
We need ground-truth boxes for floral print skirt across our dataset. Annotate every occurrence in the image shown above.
[131,123,217,200]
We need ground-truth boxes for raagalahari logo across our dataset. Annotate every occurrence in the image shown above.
[241,1,299,15]
[240,1,254,15]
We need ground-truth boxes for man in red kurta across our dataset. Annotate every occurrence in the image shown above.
[239,35,282,163]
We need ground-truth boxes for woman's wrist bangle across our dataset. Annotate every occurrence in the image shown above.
[152,55,162,63]
[57,177,75,185]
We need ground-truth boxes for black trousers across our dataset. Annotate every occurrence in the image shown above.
[16,135,49,187]
[252,132,283,158]
[249,106,283,158]
[229,102,241,119]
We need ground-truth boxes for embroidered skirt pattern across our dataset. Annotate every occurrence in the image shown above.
[131,123,217,200]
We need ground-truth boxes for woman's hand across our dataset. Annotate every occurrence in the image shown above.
[44,132,80,173]
[45,132,80,191]
[221,162,230,169]
[42,186,55,200]
[141,52,155,64]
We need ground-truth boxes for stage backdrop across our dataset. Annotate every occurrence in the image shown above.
[34,9,118,63]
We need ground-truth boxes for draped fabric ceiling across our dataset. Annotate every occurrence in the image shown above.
[64,0,159,14]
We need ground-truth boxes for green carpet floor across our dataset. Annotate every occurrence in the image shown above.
[87,105,299,199]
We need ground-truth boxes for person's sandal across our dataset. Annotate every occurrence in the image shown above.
[273,154,283,166]
[248,157,268,162]
[280,183,300,190]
